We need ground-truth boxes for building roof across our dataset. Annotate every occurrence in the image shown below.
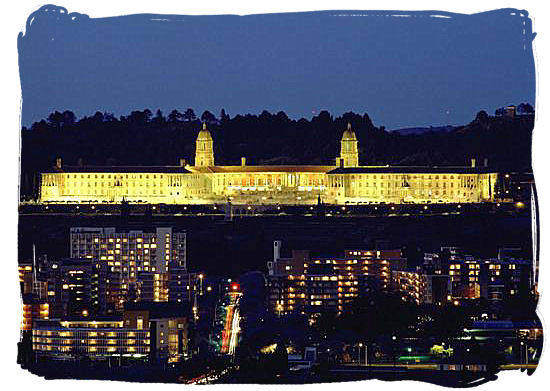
[341,122,357,141]
[196,122,213,141]
[124,302,189,318]
[328,166,497,175]
[45,163,498,175]
[188,165,335,174]
[44,162,501,176]
[44,165,191,174]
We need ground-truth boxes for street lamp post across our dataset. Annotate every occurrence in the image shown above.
[199,274,204,295]
[392,336,397,367]
[519,341,523,367]
[520,341,528,368]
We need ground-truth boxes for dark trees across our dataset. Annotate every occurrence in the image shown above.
[200,110,217,124]
[183,108,196,122]
[168,109,183,123]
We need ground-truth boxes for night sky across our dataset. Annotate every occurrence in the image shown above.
[18,6,535,129]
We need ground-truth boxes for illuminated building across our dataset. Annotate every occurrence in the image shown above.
[422,248,533,309]
[32,319,151,359]
[19,264,33,293]
[21,297,49,331]
[267,242,407,314]
[326,164,497,205]
[338,122,359,167]
[124,302,189,363]
[168,271,204,304]
[19,261,49,332]
[45,258,107,318]
[392,270,450,305]
[69,227,186,310]
[39,123,499,205]
[31,303,189,363]
[194,123,215,167]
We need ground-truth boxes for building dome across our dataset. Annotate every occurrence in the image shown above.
[195,123,215,167]
[341,122,357,141]
[197,122,213,141]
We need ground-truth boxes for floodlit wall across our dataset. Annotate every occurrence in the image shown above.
[32,326,151,358]
[40,169,498,205]
[326,172,498,204]
[40,172,211,204]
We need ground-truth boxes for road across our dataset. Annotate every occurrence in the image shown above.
[220,291,241,355]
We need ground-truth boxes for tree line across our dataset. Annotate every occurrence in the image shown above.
[20,106,534,199]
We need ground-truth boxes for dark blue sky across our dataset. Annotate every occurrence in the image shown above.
[18,6,535,129]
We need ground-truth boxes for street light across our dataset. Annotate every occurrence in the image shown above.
[520,341,528,368]
[198,273,204,295]
[357,343,368,366]
[391,336,397,366]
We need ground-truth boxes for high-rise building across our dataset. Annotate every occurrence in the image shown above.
[392,270,450,305]
[411,248,534,310]
[446,257,532,302]
[69,227,186,310]
[124,302,189,363]
[21,296,49,332]
[19,264,33,294]
[267,241,407,314]
[57,258,107,317]
[28,257,107,318]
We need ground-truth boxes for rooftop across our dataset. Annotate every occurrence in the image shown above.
[45,165,191,174]
[328,166,497,174]
[188,165,335,174]
[124,301,189,318]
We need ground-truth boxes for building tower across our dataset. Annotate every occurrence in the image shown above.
[340,122,359,167]
[195,123,215,167]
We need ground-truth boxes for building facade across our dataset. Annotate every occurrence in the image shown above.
[392,270,451,305]
[39,124,499,205]
[32,319,151,360]
[69,227,187,311]
[31,303,189,363]
[267,242,407,314]
[391,248,534,310]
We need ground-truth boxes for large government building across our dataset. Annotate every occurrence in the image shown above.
[39,123,498,205]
